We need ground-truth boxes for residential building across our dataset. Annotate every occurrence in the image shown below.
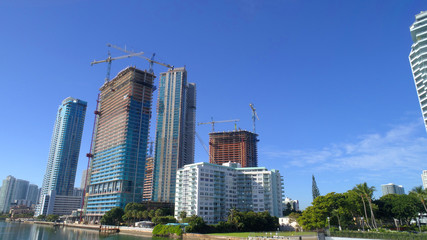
[143,157,154,201]
[0,176,16,213]
[80,169,89,190]
[26,184,39,207]
[381,183,405,196]
[209,130,258,167]
[12,179,29,203]
[152,67,196,203]
[39,189,83,216]
[0,176,39,212]
[409,11,427,131]
[85,67,155,221]
[35,97,87,216]
[283,197,299,212]
[174,162,283,224]
[422,170,427,189]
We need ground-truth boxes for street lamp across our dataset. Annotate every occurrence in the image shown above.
[327,217,330,229]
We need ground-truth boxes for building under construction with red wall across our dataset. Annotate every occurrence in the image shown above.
[209,130,258,167]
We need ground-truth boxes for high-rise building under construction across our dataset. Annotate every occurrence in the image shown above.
[209,130,258,167]
[85,67,154,221]
[152,67,196,203]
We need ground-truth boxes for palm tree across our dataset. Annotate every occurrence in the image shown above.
[410,186,427,213]
[353,182,377,230]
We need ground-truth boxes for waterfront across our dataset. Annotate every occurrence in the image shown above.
[0,221,159,240]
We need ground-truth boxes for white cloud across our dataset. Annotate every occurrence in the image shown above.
[262,121,427,174]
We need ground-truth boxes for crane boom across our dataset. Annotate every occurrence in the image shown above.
[107,43,174,72]
[91,51,144,82]
[198,118,240,132]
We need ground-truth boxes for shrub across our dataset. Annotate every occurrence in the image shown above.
[153,224,183,237]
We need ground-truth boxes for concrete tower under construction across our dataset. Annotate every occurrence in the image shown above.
[152,67,196,203]
[209,130,258,167]
[85,67,154,221]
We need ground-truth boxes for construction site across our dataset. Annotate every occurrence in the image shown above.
[209,130,259,168]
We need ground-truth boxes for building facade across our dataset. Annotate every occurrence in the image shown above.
[26,184,39,207]
[85,67,155,220]
[39,188,83,216]
[410,11,427,131]
[0,176,16,213]
[174,162,283,224]
[143,157,154,201]
[422,170,427,189]
[36,97,87,216]
[152,67,196,203]
[209,130,258,167]
[381,183,405,196]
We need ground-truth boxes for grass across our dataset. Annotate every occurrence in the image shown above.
[207,232,316,237]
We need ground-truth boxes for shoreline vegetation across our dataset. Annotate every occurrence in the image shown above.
[19,221,317,239]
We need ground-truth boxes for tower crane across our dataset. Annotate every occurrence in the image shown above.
[91,51,144,83]
[249,103,259,133]
[106,43,174,73]
[198,118,240,132]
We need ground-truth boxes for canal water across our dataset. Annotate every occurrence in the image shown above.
[0,221,164,240]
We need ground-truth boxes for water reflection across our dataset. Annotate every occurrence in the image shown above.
[0,221,160,240]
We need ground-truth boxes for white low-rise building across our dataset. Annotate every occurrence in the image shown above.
[174,162,283,224]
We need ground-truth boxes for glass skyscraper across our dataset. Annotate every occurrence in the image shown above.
[85,67,154,221]
[410,11,427,131]
[152,67,196,203]
[36,97,87,216]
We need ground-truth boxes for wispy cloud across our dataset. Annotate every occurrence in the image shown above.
[262,121,427,174]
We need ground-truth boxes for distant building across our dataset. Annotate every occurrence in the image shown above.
[381,183,405,196]
[86,67,155,221]
[153,67,196,203]
[0,176,38,213]
[36,97,87,216]
[283,197,299,212]
[143,157,154,201]
[422,170,427,189]
[0,176,16,213]
[80,169,89,190]
[409,11,427,131]
[39,189,83,216]
[26,184,39,207]
[209,130,258,167]
[174,162,283,224]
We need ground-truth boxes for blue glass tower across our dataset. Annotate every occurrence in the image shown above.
[85,67,154,221]
[36,97,87,216]
[152,67,196,203]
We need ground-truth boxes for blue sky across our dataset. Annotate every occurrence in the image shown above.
[0,0,426,209]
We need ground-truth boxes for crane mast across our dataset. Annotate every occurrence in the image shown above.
[249,103,259,133]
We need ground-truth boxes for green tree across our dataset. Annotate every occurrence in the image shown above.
[155,208,164,217]
[409,186,427,213]
[46,214,59,222]
[36,215,46,221]
[186,215,209,233]
[179,211,187,221]
[148,209,155,219]
[124,202,146,212]
[101,207,124,225]
[298,192,348,230]
[377,194,421,226]
[353,182,377,230]
[142,210,149,220]
[312,175,321,201]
